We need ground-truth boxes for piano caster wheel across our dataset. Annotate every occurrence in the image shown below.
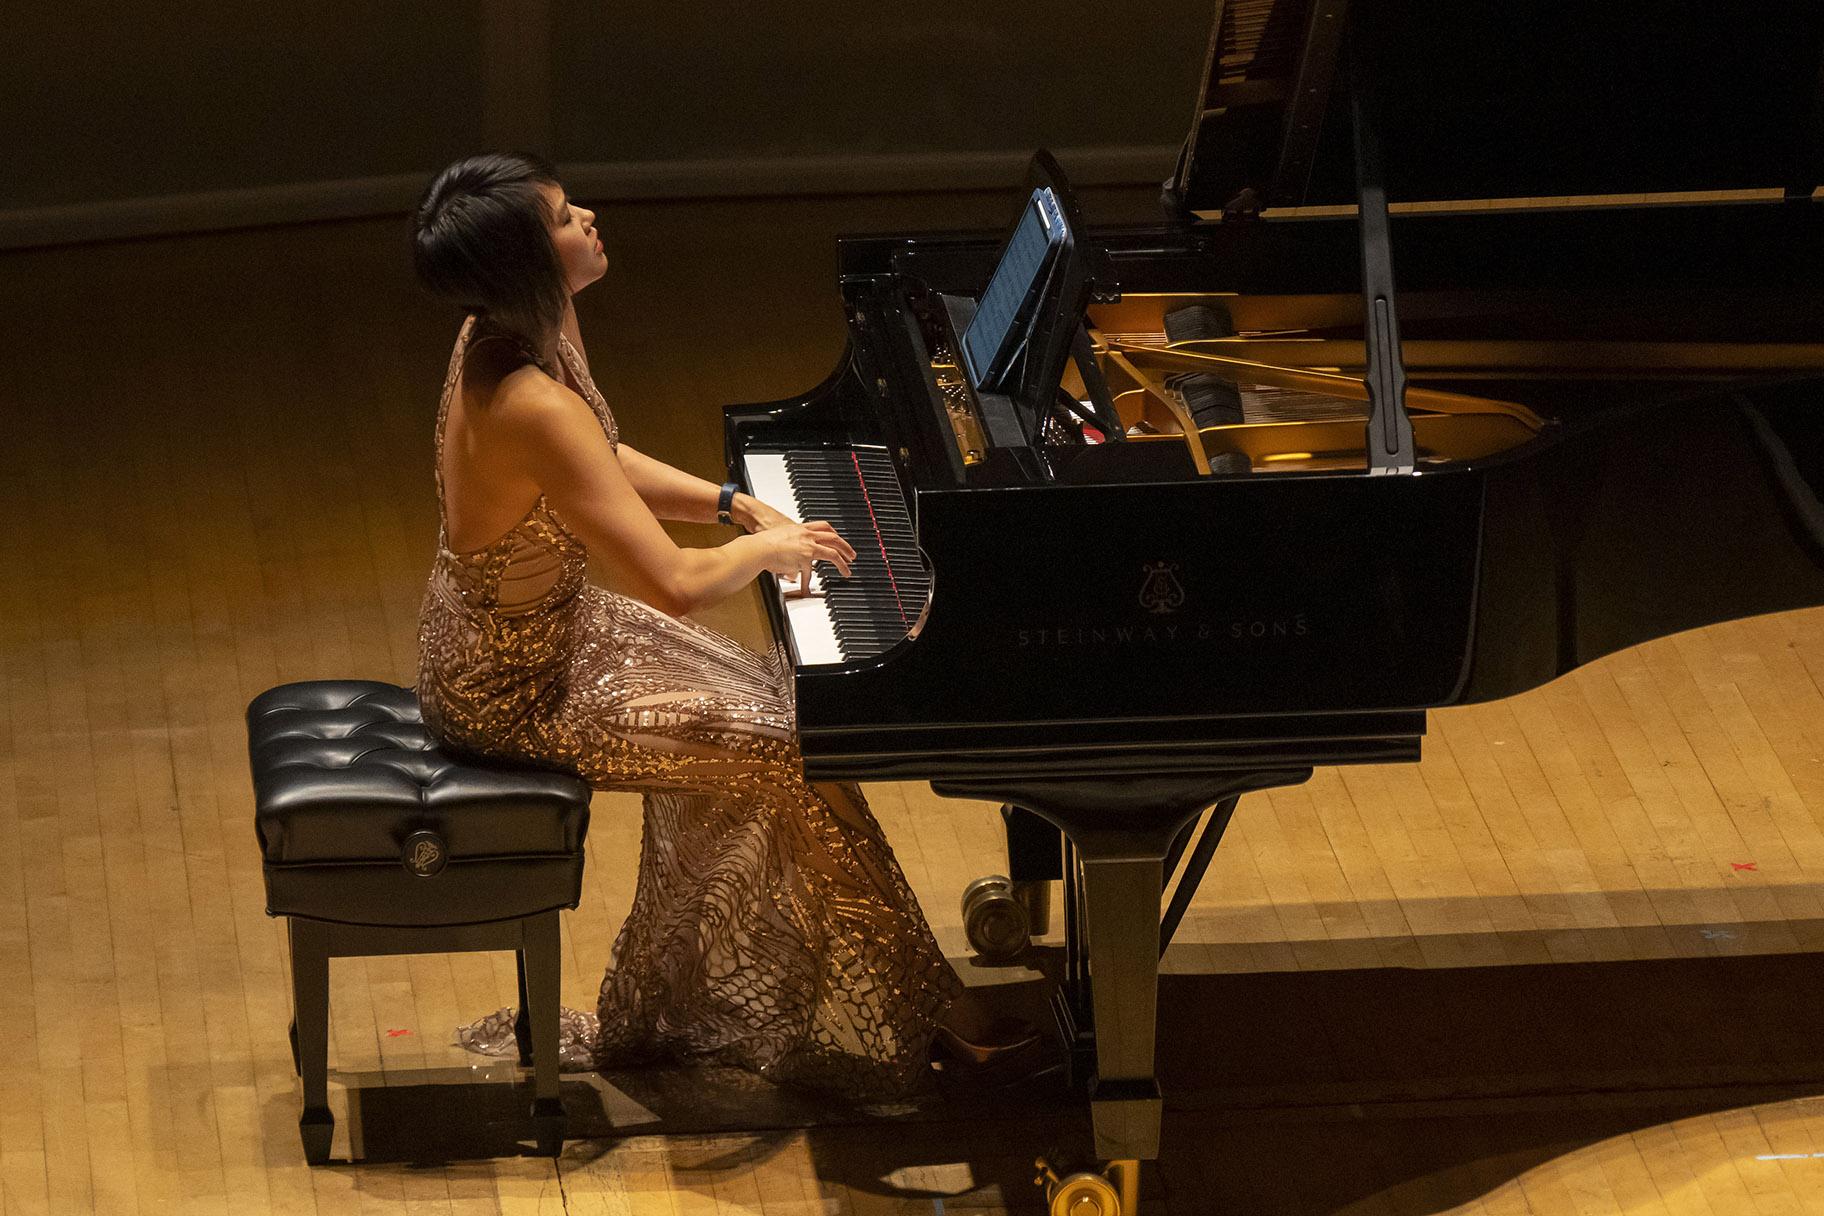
[1035,1157,1140,1216]
[962,875,1031,962]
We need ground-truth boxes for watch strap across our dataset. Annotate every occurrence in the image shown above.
[716,481,740,526]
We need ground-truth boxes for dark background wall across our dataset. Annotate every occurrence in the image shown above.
[2,1,487,208]
[548,2,1207,162]
[0,0,1212,245]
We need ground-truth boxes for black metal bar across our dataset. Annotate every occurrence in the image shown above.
[1069,324,1124,440]
[1160,817,1199,888]
[1269,0,1352,207]
[1159,795,1242,954]
[1062,833,1085,999]
[1348,31,1416,475]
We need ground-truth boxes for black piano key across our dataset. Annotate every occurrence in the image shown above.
[781,447,928,655]
[827,594,906,618]
[828,592,910,618]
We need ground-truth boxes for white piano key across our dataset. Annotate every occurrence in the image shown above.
[744,447,927,666]
[741,452,801,522]
[744,452,844,664]
[782,585,844,665]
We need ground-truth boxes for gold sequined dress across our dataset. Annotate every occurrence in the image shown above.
[417,316,959,1097]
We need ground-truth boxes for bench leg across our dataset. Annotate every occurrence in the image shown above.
[522,911,566,1157]
[514,949,533,1067]
[289,918,334,1165]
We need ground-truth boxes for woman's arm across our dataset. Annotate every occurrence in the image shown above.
[561,311,777,528]
[502,378,852,615]
[616,443,766,528]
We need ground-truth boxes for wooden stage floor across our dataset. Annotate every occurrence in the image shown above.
[5,190,1824,1214]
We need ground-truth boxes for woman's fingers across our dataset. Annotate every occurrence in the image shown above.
[806,520,857,562]
[812,542,852,578]
[802,543,842,579]
[775,524,856,592]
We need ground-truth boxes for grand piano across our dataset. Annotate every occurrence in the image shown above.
[725,2,1824,1209]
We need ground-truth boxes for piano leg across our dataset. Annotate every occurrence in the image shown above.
[1076,844,1168,1160]
[934,769,1311,1172]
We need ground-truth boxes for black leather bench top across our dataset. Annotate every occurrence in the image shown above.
[248,681,590,866]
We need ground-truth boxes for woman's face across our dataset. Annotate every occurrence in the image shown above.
[541,182,607,295]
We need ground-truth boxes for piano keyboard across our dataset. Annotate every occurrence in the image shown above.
[742,448,931,665]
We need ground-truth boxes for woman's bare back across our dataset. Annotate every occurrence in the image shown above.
[438,334,565,554]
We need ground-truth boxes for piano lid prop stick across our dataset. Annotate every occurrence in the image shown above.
[1137,336,1824,376]
[1108,342,1542,423]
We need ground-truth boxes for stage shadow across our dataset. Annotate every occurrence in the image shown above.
[336,1077,610,1165]
[280,948,1824,1213]
[1148,948,1824,1105]
[804,948,1824,1212]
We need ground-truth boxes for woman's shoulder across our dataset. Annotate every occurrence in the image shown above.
[461,343,573,408]
[462,331,533,383]
[470,363,598,450]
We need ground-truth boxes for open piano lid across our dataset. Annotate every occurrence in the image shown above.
[1175,0,1824,216]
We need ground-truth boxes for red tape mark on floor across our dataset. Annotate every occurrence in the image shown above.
[385,1028,413,1037]
[1731,862,1759,872]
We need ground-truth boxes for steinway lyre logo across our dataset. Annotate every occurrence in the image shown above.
[1139,562,1186,615]
[403,831,447,877]
[409,839,442,873]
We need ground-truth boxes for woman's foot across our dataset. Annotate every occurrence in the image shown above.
[931,990,1042,1072]
[931,1019,1043,1069]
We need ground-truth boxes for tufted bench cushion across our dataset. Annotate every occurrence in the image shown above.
[249,680,592,927]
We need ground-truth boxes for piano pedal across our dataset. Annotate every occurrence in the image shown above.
[961,875,1032,962]
[1035,1156,1140,1216]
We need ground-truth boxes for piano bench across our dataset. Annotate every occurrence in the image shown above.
[246,680,592,1164]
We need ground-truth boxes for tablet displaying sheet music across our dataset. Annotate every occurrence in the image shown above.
[960,187,1070,392]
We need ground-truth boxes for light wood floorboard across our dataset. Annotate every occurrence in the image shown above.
[4,192,1824,1212]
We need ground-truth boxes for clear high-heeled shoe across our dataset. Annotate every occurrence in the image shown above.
[929,1017,1044,1077]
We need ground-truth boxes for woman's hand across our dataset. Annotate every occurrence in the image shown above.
[755,521,856,596]
[735,494,796,534]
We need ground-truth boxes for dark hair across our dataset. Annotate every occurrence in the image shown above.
[412,151,567,346]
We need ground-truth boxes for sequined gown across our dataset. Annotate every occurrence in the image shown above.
[417,316,960,1097]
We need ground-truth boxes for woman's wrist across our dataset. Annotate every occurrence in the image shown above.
[727,492,759,530]
[729,531,773,581]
